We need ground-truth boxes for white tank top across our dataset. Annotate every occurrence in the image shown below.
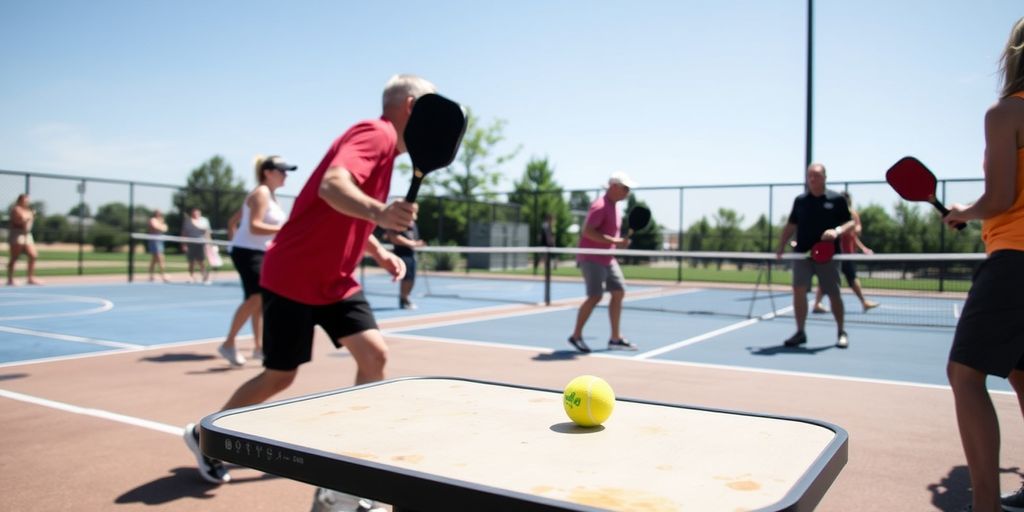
[230,193,286,251]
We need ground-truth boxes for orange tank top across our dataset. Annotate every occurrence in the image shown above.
[981,91,1024,254]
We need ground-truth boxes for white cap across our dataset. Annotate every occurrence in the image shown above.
[608,171,638,189]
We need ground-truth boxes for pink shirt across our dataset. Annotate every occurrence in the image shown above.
[576,193,620,266]
[261,117,397,304]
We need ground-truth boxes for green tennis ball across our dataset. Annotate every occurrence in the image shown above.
[563,375,615,427]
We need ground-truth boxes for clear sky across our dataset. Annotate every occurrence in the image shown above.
[0,1,1019,230]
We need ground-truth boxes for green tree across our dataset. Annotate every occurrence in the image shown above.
[67,202,91,218]
[172,155,246,231]
[508,157,574,248]
[710,208,744,252]
[744,214,773,252]
[95,202,131,231]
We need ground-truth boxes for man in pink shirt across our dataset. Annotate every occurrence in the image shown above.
[567,172,639,353]
[184,75,433,499]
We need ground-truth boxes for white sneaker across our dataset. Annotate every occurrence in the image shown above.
[310,488,386,512]
[183,423,230,484]
[251,349,263,361]
[217,345,246,366]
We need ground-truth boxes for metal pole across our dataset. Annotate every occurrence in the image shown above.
[805,0,814,172]
[128,183,136,283]
[78,179,85,275]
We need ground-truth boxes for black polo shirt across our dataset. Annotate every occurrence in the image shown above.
[787,190,851,252]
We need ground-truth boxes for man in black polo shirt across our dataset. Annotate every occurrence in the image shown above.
[775,163,856,349]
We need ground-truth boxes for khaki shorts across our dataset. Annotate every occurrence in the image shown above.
[7,229,33,247]
[791,259,841,295]
[579,260,626,297]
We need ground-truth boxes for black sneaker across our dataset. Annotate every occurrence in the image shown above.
[567,336,591,353]
[608,338,638,351]
[399,299,417,310]
[836,331,849,349]
[783,331,807,347]
[183,423,230,484]
[1003,483,1024,512]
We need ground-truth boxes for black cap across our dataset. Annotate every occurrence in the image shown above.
[262,156,297,172]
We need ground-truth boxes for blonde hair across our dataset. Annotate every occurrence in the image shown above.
[1001,17,1024,98]
[253,154,269,184]
[382,74,437,110]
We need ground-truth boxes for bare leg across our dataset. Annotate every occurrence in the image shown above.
[250,299,263,354]
[792,286,808,332]
[222,368,297,410]
[399,279,414,303]
[223,294,261,349]
[340,329,389,385]
[827,289,845,333]
[608,289,624,340]
[157,253,169,281]
[948,361,1002,512]
[572,295,602,339]
[6,244,22,285]
[148,255,157,281]
[25,244,40,284]
[812,286,825,311]
[850,278,878,309]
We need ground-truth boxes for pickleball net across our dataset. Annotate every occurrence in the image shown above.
[359,245,983,328]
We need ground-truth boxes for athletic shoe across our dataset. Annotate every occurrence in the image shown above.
[399,298,417,310]
[1002,483,1024,512]
[836,331,849,349]
[812,304,829,314]
[217,345,246,367]
[251,349,264,361]
[783,331,807,347]
[311,488,387,512]
[863,300,880,312]
[567,336,591,353]
[608,338,638,351]
[183,423,230,484]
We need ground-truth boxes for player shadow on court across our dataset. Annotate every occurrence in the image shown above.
[0,372,29,382]
[115,467,279,505]
[926,465,1022,511]
[532,350,588,361]
[140,353,218,364]
[745,344,836,356]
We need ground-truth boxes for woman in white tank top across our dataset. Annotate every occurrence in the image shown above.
[217,155,294,366]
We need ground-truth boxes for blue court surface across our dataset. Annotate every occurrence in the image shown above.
[0,275,1010,393]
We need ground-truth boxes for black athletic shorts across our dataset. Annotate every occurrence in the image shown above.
[840,260,857,285]
[230,247,264,298]
[950,250,1024,378]
[261,289,378,371]
[399,254,416,283]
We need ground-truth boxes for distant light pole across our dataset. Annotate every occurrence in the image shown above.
[805,0,814,174]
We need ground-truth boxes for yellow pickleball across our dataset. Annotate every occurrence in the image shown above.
[563,375,615,427]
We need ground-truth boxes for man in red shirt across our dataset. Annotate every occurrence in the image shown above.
[567,172,639,353]
[184,75,433,495]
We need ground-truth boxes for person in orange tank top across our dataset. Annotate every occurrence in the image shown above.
[942,17,1024,512]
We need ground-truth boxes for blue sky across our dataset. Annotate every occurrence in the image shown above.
[0,1,1019,230]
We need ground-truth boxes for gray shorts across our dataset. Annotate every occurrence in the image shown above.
[791,259,841,296]
[579,260,626,297]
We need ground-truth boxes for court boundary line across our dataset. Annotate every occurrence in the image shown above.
[0,387,183,435]
[386,332,1015,396]
[0,335,250,369]
[0,325,144,349]
[0,292,114,321]
[635,305,796,359]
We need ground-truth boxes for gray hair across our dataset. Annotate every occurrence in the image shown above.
[382,74,437,109]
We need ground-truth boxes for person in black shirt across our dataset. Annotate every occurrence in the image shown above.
[775,163,856,348]
[387,221,425,309]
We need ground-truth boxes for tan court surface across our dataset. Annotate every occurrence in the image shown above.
[1,283,1022,511]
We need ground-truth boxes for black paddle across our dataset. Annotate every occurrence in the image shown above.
[626,206,651,237]
[404,93,468,203]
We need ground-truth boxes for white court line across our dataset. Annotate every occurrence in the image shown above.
[385,304,577,333]
[0,325,143,349]
[635,305,795,359]
[0,388,183,436]
[387,331,1017,396]
[0,335,243,369]
[0,293,114,321]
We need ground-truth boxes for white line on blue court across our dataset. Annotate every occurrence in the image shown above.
[634,305,795,359]
[0,293,113,321]
[0,388,183,435]
[0,325,143,349]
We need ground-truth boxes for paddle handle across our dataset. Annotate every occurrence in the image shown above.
[929,198,966,231]
[405,169,424,203]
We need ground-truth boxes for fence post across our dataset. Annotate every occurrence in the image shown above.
[128,183,136,283]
